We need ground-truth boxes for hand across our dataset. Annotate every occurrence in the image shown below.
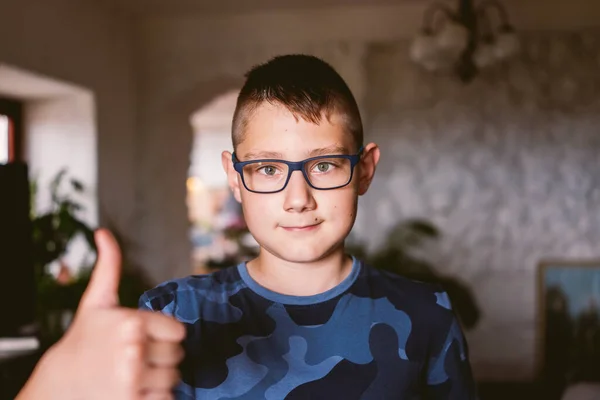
[16,229,185,400]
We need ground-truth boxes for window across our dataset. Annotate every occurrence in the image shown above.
[0,98,23,164]
[0,115,9,164]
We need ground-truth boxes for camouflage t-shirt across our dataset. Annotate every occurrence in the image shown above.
[139,257,476,399]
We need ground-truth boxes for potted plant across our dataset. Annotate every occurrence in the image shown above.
[31,169,153,345]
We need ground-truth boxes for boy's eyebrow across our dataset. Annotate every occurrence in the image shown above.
[308,145,350,156]
[242,150,283,160]
[241,145,350,160]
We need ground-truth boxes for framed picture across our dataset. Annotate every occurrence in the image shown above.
[537,260,600,390]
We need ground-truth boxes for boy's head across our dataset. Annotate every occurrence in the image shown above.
[232,54,363,153]
[222,54,380,264]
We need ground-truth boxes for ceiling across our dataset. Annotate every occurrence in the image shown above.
[104,0,600,31]
[107,0,422,16]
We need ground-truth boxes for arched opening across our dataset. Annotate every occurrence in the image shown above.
[187,89,258,274]
[135,77,246,283]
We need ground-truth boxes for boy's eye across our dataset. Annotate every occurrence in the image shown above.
[311,161,335,173]
[257,165,280,176]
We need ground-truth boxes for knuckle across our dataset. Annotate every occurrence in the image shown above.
[124,342,145,365]
[120,313,145,341]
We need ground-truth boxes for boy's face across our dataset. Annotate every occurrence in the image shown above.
[222,103,379,264]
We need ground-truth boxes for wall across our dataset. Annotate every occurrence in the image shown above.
[360,31,600,380]
[0,0,137,240]
[25,93,96,223]
[134,1,600,380]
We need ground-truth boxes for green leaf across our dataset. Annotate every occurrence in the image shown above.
[70,178,84,192]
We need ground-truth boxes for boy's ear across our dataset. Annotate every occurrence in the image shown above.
[221,151,243,203]
[357,142,380,196]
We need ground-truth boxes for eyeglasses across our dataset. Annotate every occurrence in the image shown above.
[232,147,364,194]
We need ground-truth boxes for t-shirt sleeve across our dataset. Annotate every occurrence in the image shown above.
[425,291,478,399]
[138,292,153,311]
[137,284,179,317]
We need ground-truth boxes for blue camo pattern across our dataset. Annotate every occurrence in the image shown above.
[139,261,476,399]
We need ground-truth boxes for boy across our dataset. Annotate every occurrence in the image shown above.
[140,54,476,399]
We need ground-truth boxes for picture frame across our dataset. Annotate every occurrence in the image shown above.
[537,260,600,391]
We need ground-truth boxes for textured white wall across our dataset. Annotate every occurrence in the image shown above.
[359,32,600,380]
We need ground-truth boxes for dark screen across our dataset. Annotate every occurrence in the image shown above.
[0,162,35,337]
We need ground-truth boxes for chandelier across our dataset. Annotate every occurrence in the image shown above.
[410,0,520,82]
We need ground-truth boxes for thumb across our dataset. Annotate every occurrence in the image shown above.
[78,228,122,311]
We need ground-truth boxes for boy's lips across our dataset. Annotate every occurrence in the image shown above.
[279,221,323,231]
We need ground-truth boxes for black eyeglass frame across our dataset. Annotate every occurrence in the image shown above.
[232,146,364,194]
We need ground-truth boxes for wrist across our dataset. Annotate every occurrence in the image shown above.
[15,344,66,400]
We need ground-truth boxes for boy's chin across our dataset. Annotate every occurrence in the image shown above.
[261,243,344,264]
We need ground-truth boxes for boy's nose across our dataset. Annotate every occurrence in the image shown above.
[283,170,316,212]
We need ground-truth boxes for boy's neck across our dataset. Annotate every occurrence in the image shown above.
[246,248,354,297]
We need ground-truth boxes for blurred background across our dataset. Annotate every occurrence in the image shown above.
[1,0,600,398]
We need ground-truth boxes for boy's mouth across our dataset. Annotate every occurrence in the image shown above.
[279,221,323,232]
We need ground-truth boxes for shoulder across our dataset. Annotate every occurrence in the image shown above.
[138,265,245,312]
[355,263,457,334]
[357,264,451,308]
[347,262,466,363]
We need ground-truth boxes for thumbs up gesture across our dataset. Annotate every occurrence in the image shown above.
[17,229,185,400]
